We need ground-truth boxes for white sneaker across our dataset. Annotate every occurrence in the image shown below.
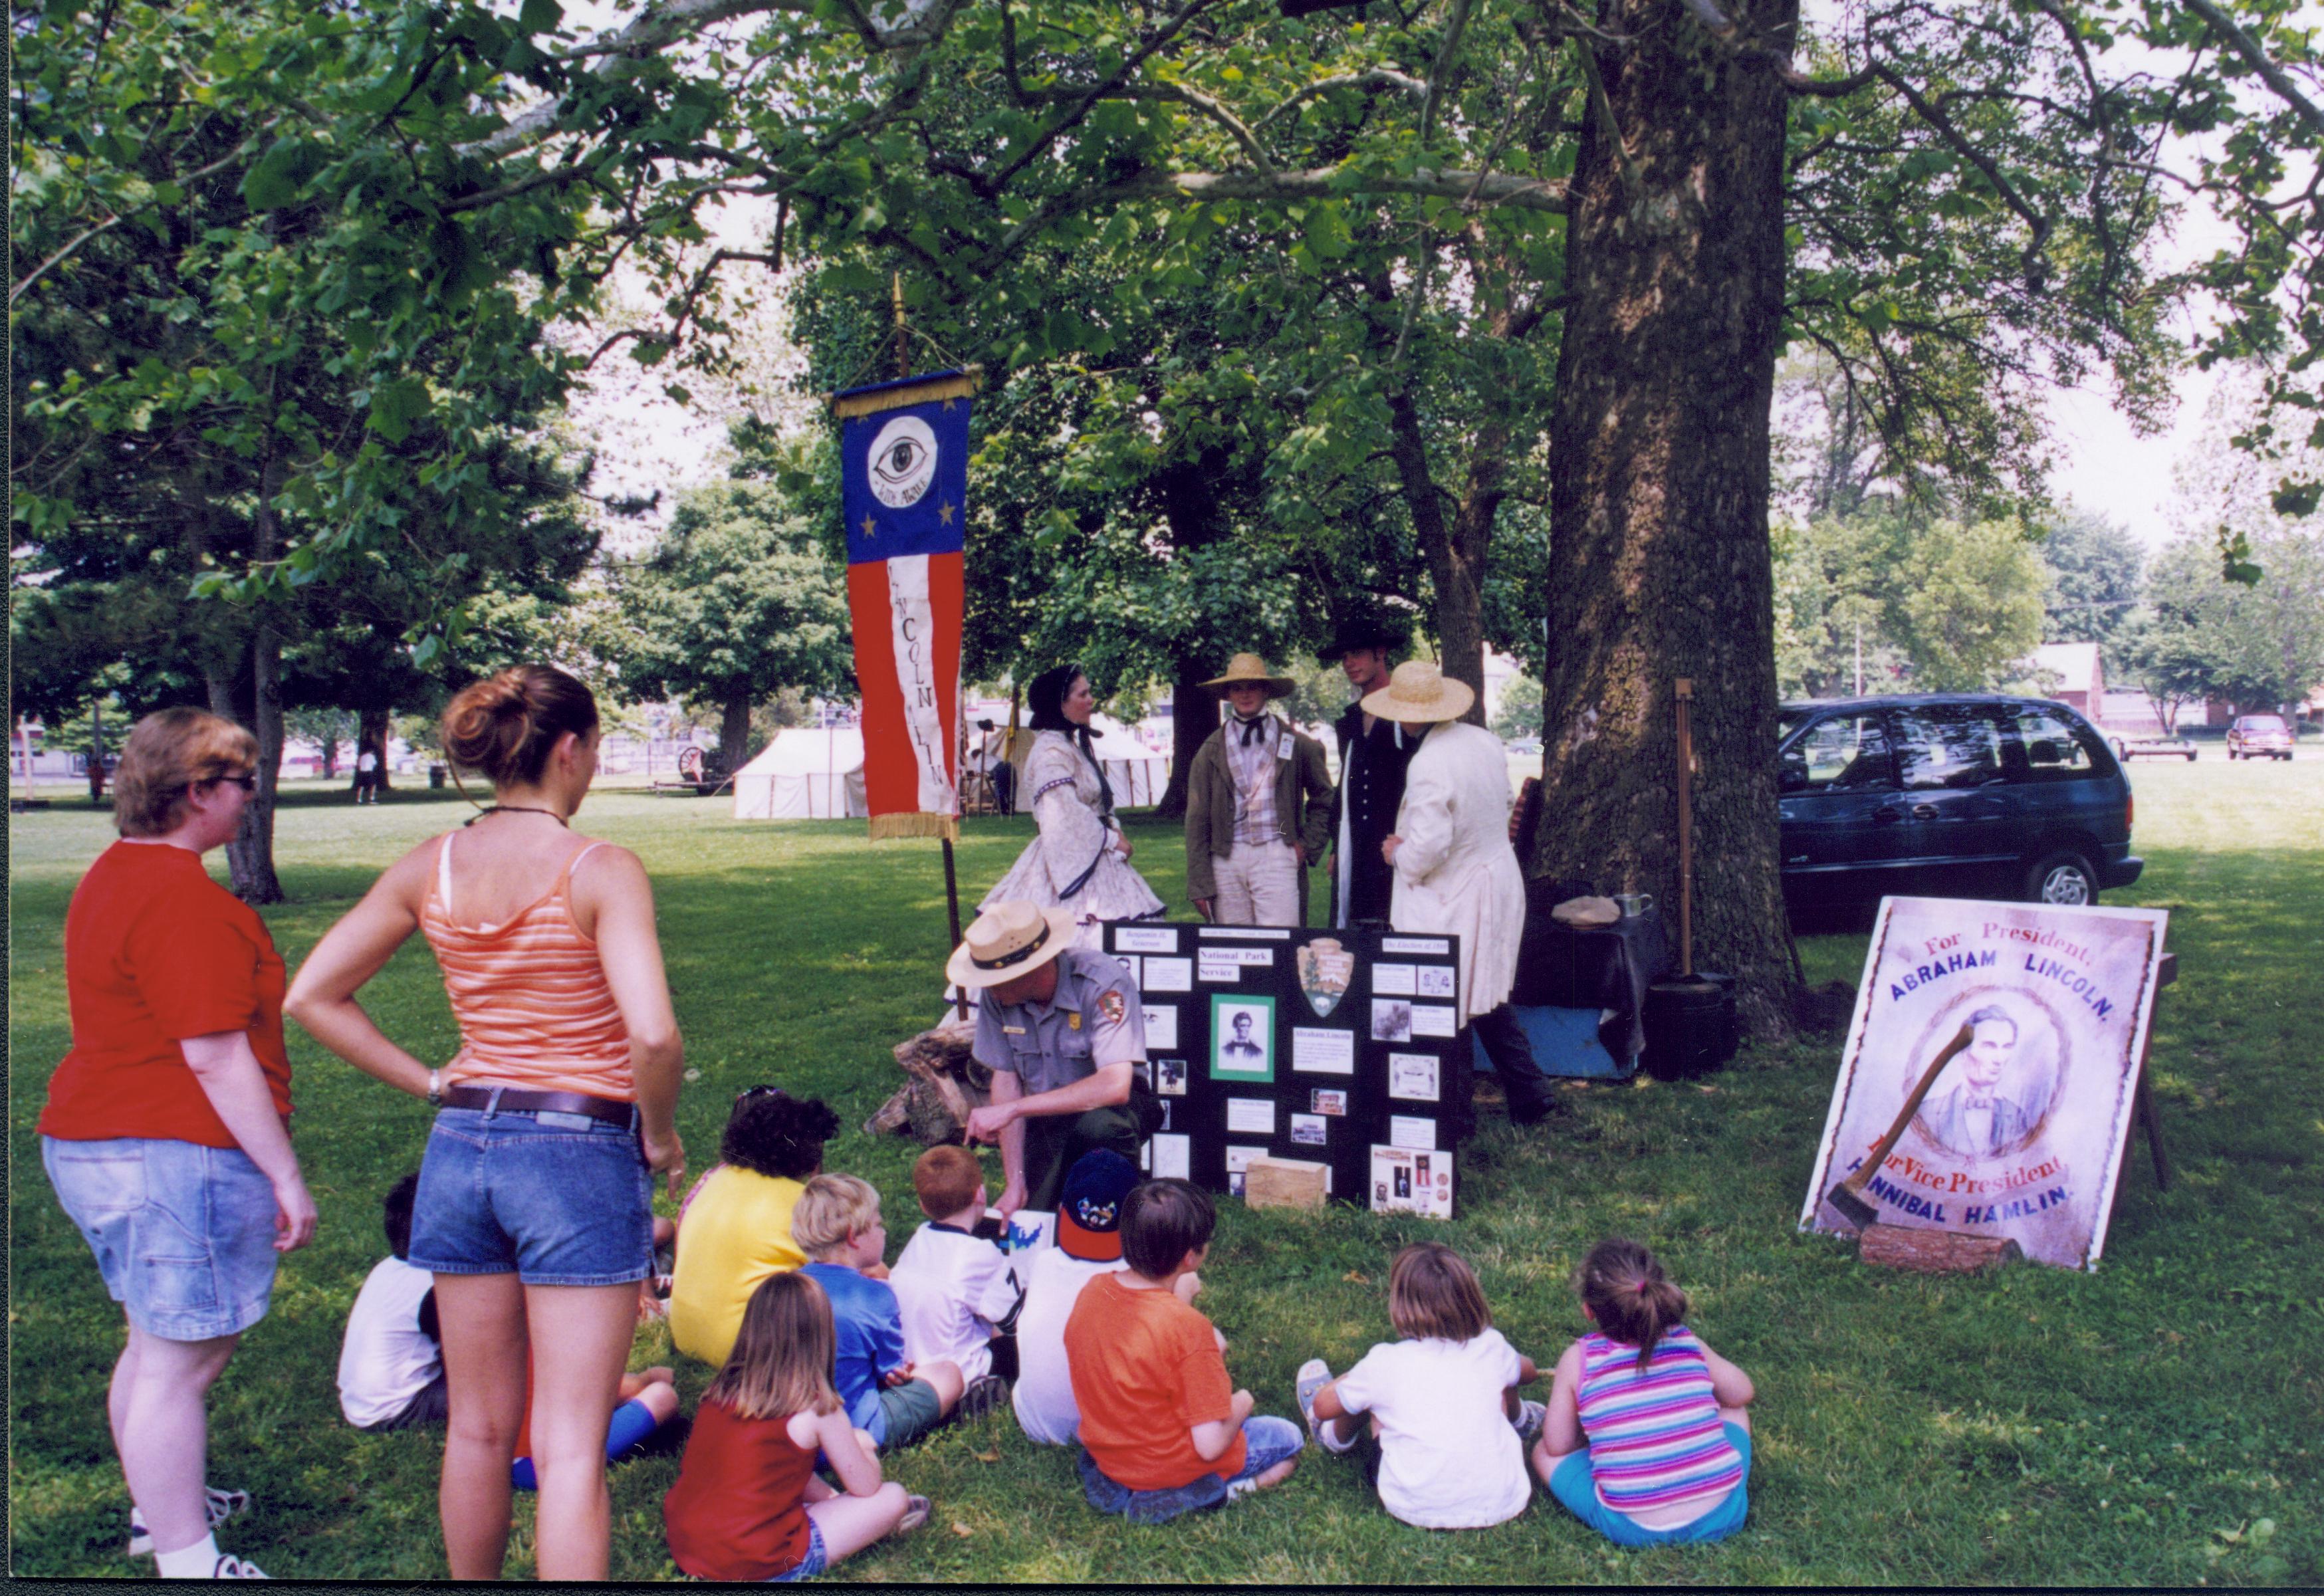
[211,1553,269,1578]
[126,1487,251,1557]
[1294,1357,1355,1455]
[1513,1398,1548,1449]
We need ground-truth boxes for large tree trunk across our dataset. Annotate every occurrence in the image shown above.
[718,691,753,780]
[1151,453,1233,820]
[1535,0,1798,1036]
[223,461,286,904]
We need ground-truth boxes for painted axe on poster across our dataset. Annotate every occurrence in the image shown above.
[835,368,979,840]
[1798,897,2170,1270]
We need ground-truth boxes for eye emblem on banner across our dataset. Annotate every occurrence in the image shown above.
[867,415,939,508]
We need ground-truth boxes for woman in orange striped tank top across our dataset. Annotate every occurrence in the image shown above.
[288,665,684,1581]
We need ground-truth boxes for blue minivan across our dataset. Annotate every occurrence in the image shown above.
[1777,695,2143,912]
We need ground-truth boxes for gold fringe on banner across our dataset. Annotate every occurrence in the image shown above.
[830,366,985,420]
[868,812,959,842]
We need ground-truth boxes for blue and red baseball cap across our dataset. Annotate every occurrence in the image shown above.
[1057,1149,1140,1261]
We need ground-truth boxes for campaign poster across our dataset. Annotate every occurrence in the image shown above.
[1799,897,2169,1270]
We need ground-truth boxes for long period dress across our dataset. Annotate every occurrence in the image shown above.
[981,730,1163,947]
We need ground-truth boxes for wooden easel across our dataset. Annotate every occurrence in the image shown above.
[2127,949,2176,1192]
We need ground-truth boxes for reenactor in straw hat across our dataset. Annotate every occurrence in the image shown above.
[1366,659,1555,1127]
[1184,653,1334,927]
[955,901,1165,1215]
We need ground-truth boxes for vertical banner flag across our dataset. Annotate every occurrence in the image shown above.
[836,368,978,840]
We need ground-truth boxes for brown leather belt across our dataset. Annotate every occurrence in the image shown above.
[440,1084,637,1128]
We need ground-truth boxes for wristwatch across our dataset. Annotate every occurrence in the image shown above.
[427,1068,443,1109]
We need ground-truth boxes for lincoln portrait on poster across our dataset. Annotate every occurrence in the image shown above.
[1800,897,2168,1272]
[1210,994,1276,1082]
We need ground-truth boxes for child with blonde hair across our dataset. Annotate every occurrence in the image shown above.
[1295,1241,1542,1528]
[663,1271,928,1580]
[1532,1236,1756,1547]
[794,1173,968,1449]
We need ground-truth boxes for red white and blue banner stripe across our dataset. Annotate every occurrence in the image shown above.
[835,368,977,839]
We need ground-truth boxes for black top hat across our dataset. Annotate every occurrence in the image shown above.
[1318,615,1410,662]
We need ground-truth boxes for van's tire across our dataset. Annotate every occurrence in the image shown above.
[2026,850,2099,906]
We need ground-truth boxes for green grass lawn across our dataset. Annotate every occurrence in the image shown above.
[10,761,2321,1583]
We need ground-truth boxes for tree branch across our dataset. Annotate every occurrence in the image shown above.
[2180,0,2324,144]
[1251,68,1429,132]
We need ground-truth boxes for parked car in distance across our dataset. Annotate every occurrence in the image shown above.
[2111,734,2197,761]
[1504,737,1543,755]
[2224,713,2294,760]
[1778,694,2143,914]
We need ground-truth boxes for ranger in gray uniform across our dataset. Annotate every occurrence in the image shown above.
[955,901,1161,1215]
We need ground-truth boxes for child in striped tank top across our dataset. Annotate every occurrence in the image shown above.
[1532,1238,1756,1547]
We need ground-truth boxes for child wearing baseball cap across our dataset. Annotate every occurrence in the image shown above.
[1010,1149,1203,1445]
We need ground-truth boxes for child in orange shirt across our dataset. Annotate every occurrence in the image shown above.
[1062,1179,1302,1522]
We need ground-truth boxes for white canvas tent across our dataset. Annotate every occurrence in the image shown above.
[733,727,868,819]
[1087,713,1167,808]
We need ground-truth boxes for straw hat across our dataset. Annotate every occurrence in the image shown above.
[1357,659,1476,724]
[1201,652,1294,698]
[1550,895,1621,929]
[945,899,1078,988]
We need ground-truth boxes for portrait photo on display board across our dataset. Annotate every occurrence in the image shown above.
[1211,994,1277,1082]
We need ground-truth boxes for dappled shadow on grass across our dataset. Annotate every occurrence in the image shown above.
[10,794,2322,1580]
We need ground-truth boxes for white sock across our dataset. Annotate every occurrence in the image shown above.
[154,1532,221,1577]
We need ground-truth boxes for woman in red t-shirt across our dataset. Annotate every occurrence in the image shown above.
[38,709,317,1581]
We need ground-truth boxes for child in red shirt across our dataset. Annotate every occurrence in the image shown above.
[663,1271,929,1581]
[1062,1179,1302,1522]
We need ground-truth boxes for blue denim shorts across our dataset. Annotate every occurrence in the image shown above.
[764,1520,828,1583]
[1547,1421,1752,1547]
[41,1135,280,1342]
[1078,1415,1306,1524]
[409,1103,653,1286]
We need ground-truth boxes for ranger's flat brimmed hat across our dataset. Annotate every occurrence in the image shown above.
[1357,659,1475,724]
[946,899,1078,988]
[1202,652,1295,698]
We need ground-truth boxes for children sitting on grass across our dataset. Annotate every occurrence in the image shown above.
[1015,1149,1167,1446]
[1532,1237,1756,1547]
[1294,1240,1543,1530]
[667,1088,842,1367]
[794,1173,971,1450]
[336,1173,445,1432]
[888,1145,1022,1397]
[1063,1178,1303,1521]
[663,1271,930,1581]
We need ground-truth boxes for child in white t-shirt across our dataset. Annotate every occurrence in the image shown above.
[1010,1148,1147,1445]
[888,1146,1020,1405]
[1296,1242,1543,1529]
[337,1174,447,1430]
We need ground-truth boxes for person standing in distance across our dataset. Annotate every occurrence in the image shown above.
[1322,618,1417,927]
[287,664,685,1581]
[1185,653,1334,927]
[955,901,1161,1216]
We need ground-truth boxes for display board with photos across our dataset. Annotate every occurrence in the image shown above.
[1104,921,1466,1218]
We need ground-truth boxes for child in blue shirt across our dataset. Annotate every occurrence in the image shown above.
[792,1173,967,1449]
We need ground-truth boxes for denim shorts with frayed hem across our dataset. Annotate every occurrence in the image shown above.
[408,1105,652,1286]
[1546,1421,1752,1547]
[763,1520,829,1583]
[1078,1415,1306,1524]
[43,1135,280,1343]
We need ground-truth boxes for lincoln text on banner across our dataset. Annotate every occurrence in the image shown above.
[836,369,977,840]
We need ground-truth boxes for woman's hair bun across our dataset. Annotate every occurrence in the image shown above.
[439,665,598,789]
